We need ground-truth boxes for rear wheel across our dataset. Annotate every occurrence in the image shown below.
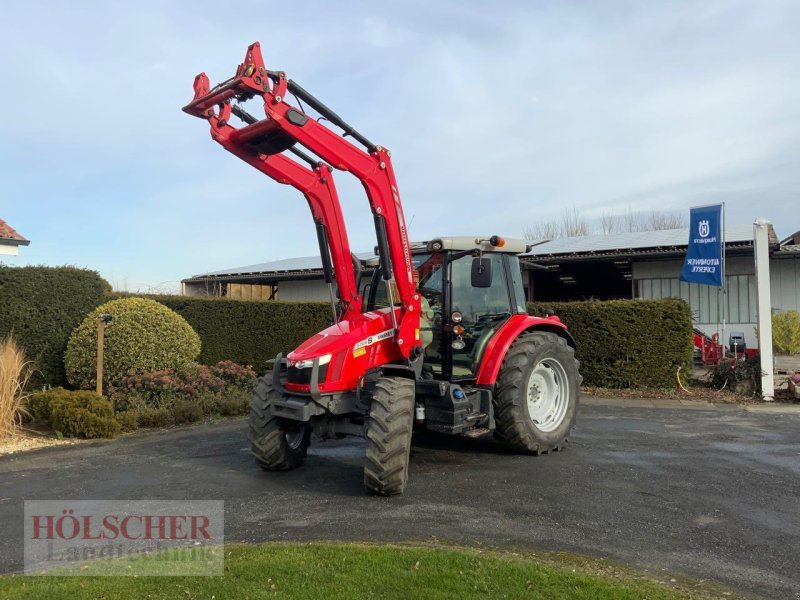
[248,373,310,470]
[364,376,415,495]
[494,332,580,453]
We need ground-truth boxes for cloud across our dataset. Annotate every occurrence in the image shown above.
[1,0,799,291]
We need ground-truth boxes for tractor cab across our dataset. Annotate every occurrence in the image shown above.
[366,236,530,381]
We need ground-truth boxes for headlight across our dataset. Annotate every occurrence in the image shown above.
[293,354,332,370]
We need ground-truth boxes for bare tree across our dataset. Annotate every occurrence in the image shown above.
[524,220,560,241]
[599,212,618,234]
[524,206,687,240]
[621,208,645,232]
[646,209,686,230]
[560,206,589,237]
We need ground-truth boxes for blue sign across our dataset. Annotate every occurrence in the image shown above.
[679,204,724,287]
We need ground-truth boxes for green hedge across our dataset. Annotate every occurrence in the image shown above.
[131,295,331,372]
[0,266,110,388]
[529,299,693,388]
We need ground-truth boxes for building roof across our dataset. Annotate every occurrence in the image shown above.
[190,252,377,280]
[0,218,29,246]
[184,224,788,283]
[521,224,776,261]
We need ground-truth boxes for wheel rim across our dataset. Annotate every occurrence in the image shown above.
[526,357,570,433]
[284,429,305,450]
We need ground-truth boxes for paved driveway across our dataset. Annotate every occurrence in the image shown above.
[1,403,798,599]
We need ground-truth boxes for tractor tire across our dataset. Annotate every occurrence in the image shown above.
[248,373,310,471]
[493,332,580,454]
[364,376,416,496]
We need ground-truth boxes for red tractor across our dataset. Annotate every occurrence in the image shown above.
[184,42,581,495]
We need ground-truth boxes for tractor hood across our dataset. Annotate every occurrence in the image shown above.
[285,307,404,393]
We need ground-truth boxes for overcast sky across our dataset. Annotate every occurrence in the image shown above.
[1,1,798,291]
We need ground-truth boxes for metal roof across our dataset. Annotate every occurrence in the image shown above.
[521,224,767,260]
[185,224,788,283]
[191,252,377,279]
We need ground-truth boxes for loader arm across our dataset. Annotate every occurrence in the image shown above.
[201,106,362,318]
[183,41,421,358]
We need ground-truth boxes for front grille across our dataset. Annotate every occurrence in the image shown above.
[287,364,329,385]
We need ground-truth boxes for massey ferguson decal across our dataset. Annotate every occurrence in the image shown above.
[354,329,394,351]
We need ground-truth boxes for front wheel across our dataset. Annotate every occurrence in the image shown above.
[248,374,311,470]
[364,376,415,495]
[493,332,580,453]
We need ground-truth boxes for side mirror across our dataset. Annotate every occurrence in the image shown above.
[471,257,493,288]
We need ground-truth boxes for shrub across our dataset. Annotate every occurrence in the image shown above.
[171,399,203,424]
[111,363,229,410]
[135,406,175,428]
[773,310,800,355]
[110,361,256,427]
[25,391,54,423]
[65,298,201,390]
[44,389,121,438]
[528,299,694,388]
[0,336,34,439]
[115,294,330,373]
[213,393,251,416]
[114,410,139,432]
[709,356,762,396]
[209,360,258,386]
[0,265,110,388]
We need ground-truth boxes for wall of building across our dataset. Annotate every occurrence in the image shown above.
[632,253,799,349]
[771,256,800,313]
[277,279,334,302]
[182,280,223,296]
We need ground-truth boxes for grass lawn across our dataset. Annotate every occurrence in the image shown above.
[0,542,732,599]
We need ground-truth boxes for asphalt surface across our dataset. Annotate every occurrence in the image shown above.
[1,403,799,599]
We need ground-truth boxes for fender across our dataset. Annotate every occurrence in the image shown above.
[475,314,575,386]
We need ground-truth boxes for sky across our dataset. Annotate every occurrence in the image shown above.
[1,0,798,292]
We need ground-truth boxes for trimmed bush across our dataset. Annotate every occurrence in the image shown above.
[772,310,800,355]
[0,266,110,388]
[529,299,693,388]
[41,388,121,438]
[24,391,54,423]
[124,295,331,372]
[65,298,201,390]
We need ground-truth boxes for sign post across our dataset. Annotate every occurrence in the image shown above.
[753,218,775,401]
[96,318,104,396]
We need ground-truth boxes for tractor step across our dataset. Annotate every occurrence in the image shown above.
[462,427,491,438]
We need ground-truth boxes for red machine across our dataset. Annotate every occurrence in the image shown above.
[693,328,723,365]
[184,42,581,495]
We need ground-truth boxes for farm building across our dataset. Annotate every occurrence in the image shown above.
[182,224,800,349]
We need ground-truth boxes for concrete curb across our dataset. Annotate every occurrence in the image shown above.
[582,396,800,413]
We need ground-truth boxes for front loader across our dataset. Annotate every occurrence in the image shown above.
[184,42,581,495]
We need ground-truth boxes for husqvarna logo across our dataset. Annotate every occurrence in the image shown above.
[698,220,710,238]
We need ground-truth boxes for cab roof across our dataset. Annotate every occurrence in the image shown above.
[416,236,530,254]
[370,237,529,257]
